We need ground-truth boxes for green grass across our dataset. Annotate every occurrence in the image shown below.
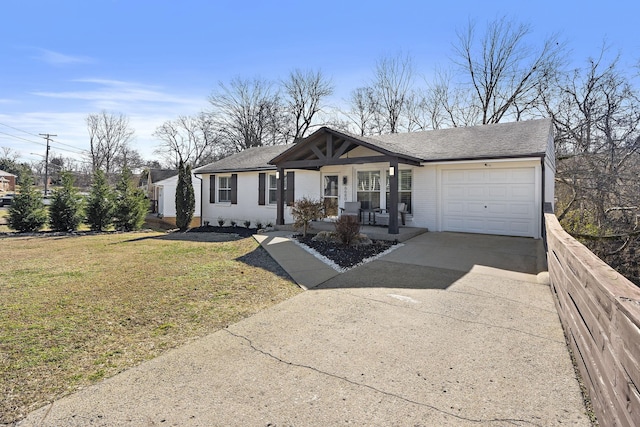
[0,231,300,424]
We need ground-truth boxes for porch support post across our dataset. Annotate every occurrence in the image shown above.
[388,158,399,234]
[276,167,285,225]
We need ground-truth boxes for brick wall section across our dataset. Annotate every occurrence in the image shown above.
[545,213,640,426]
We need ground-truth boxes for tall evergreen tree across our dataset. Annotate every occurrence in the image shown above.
[113,168,148,231]
[7,175,47,232]
[85,170,115,231]
[49,171,84,232]
[175,160,195,231]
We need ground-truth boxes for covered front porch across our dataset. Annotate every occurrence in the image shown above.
[275,221,428,242]
[269,127,422,235]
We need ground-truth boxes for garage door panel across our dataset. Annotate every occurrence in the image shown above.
[444,170,467,183]
[444,185,467,198]
[510,168,535,183]
[509,184,535,199]
[467,202,486,214]
[510,221,535,235]
[486,169,509,182]
[467,170,485,182]
[509,202,534,216]
[487,186,507,198]
[441,167,537,238]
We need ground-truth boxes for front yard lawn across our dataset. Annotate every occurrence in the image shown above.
[0,231,300,425]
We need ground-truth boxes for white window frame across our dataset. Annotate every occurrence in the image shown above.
[268,173,277,205]
[218,176,231,203]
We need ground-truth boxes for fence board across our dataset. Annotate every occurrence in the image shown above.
[545,213,640,426]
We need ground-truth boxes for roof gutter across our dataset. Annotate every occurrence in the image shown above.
[192,173,203,227]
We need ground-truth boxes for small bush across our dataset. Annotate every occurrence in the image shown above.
[291,197,324,237]
[230,220,237,227]
[243,220,251,228]
[7,176,47,232]
[85,170,114,231]
[113,168,148,232]
[255,220,263,229]
[49,171,84,232]
[334,215,361,246]
[217,217,225,227]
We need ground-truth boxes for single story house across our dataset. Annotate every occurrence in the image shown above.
[141,169,180,213]
[194,119,555,238]
[149,172,202,228]
[140,168,202,228]
[0,169,17,192]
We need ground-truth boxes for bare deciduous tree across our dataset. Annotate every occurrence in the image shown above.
[543,48,640,238]
[345,87,379,136]
[154,113,220,168]
[453,17,563,124]
[209,77,286,152]
[86,111,135,174]
[371,53,415,133]
[282,69,334,141]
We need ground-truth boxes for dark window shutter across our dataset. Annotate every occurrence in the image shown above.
[231,174,238,205]
[286,171,295,206]
[209,175,216,203]
[258,173,266,206]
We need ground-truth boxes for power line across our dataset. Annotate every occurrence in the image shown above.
[0,121,43,139]
[0,130,48,146]
[0,121,89,154]
[0,131,88,156]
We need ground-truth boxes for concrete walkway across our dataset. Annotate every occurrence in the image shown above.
[18,232,590,426]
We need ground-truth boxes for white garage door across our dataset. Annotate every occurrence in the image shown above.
[441,167,537,238]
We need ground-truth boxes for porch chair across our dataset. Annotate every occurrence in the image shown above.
[339,201,361,221]
[375,202,408,226]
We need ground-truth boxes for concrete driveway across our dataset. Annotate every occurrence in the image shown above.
[18,232,590,426]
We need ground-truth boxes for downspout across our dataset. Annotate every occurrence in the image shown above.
[193,173,203,227]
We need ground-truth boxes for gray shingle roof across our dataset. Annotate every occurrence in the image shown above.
[149,169,178,183]
[194,119,552,174]
[0,169,17,177]
[193,144,294,174]
[359,118,552,161]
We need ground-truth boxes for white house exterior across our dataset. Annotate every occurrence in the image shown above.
[153,173,202,226]
[194,119,555,238]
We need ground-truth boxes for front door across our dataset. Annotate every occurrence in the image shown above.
[323,175,339,217]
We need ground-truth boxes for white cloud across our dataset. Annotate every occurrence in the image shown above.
[3,77,210,163]
[37,49,94,66]
[32,78,204,110]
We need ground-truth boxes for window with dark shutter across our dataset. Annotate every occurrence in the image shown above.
[258,173,266,205]
[230,174,238,205]
[209,175,216,203]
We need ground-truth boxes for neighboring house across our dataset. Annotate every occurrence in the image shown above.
[194,119,555,238]
[151,172,202,228]
[0,169,17,192]
[141,169,179,213]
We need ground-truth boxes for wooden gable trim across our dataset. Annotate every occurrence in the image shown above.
[278,155,421,169]
[269,127,422,168]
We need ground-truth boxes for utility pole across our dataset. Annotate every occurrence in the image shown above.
[39,133,57,196]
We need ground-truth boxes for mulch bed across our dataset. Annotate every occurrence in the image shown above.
[188,225,258,238]
[295,234,394,269]
[188,226,395,270]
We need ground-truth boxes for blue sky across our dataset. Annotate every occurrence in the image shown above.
[1,0,638,165]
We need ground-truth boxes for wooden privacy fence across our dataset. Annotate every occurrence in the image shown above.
[545,213,640,426]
